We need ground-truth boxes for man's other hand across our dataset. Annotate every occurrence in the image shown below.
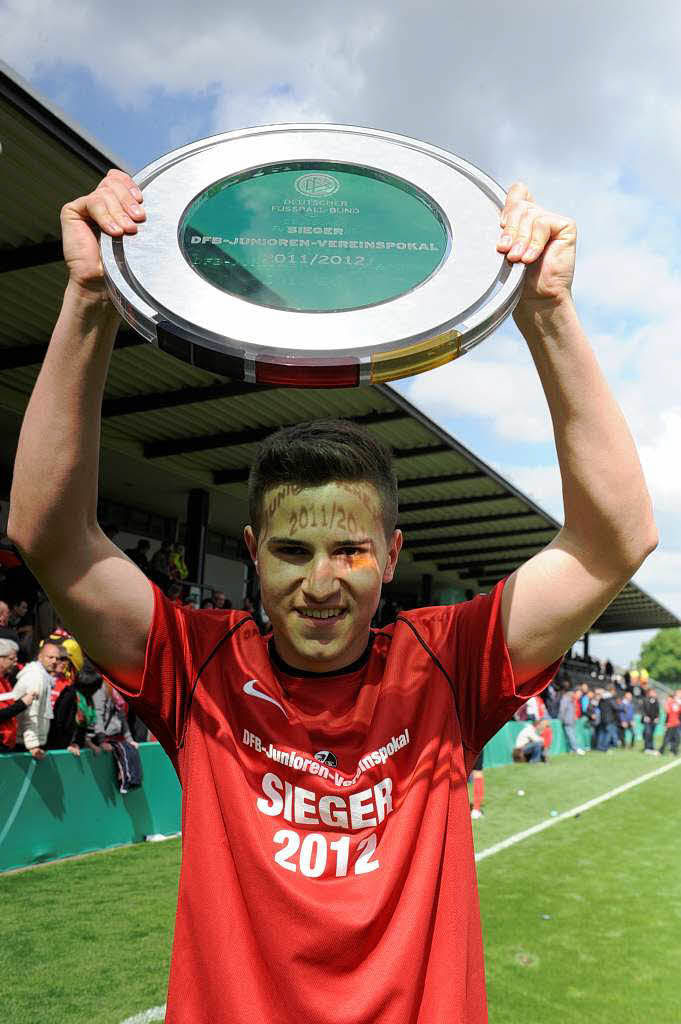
[497,182,576,308]
[60,169,146,292]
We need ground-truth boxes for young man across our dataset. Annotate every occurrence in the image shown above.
[8,170,656,1023]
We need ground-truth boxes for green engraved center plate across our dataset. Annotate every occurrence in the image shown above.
[179,163,448,312]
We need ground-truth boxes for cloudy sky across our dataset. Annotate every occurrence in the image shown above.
[3,0,680,666]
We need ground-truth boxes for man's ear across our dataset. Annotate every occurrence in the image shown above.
[244,526,259,573]
[382,529,403,583]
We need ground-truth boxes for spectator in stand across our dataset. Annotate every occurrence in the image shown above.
[150,540,173,590]
[543,680,561,718]
[659,690,681,756]
[0,638,39,752]
[513,720,549,763]
[617,692,636,748]
[641,687,660,754]
[596,688,619,751]
[212,589,232,610]
[170,543,188,582]
[0,599,21,645]
[200,598,215,609]
[48,635,84,709]
[584,690,600,750]
[125,538,152,574]
[93,680,137,749]
[523,693,547,722]
[605,659,614,679]
[639,668,649,689]
[559,687,585,755]
[13,640,61,759]
[93,680,142,793]
[48,660,101,756]
[167,582,183,606]
[8,597,33,659]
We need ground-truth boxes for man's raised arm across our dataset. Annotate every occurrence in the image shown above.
[8,171,153,691]
[496,183,658,683]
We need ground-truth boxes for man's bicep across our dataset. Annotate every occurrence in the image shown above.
[22,530,154,691]
[501,533,628,685]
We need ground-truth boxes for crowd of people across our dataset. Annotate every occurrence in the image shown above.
[512,670,681,762]
[0,530,262,791]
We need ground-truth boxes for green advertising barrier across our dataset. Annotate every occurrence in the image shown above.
[0,743,180,873]
[0,717,666,873]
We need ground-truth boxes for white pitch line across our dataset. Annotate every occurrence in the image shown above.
[120,1005,166,1023]
[475,757,681,863]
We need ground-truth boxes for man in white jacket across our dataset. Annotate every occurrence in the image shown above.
[14,641,61,759]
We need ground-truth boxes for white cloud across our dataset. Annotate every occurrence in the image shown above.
[406,342,553,444]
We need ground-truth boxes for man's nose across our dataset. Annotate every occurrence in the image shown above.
[302,555,340,601]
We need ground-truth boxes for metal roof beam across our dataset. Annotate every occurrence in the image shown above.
[399,493,516,513]
[397,470,485,490]
[398,510,544,531]
[213,442,459,485]
[103,380,270,418]
[0,328,145,371]
[437,558,522,571]
[0,239,63,273]
[412,541,543,563]
[403,526,555,549]
[145,408,408,459]
[391,443,449,459]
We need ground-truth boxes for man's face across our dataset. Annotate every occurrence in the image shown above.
[213,591,226,608]
[0,602,9,626]
[245,481,402,673]
[13,601,28,618]
[0,650,17,678]
[38,644,61,675]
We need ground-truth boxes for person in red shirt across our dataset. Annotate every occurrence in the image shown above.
[0,637,38,752]
[8,170,658,1023]
[659,690,681,755]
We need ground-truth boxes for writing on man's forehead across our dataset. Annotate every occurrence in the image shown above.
[335,482,382,521]
[261,483,304,534]
[288,502,370,537]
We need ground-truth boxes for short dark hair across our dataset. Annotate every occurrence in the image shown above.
[248,420,398,538]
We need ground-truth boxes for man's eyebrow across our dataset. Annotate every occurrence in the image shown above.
[267,536,308,545]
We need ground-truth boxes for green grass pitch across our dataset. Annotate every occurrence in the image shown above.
[2,748,679,1024]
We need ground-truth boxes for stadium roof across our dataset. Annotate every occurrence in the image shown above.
[1,59,678,634]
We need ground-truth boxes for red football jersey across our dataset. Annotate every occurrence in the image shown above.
[112,580,558,1024]
[665,697,681,728]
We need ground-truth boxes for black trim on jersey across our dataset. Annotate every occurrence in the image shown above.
[178,614,253,750]
[395,615,467,750]
[395,615,454,687]
[269,632,374,678]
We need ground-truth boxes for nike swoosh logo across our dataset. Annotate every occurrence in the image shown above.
[243,679,288,719]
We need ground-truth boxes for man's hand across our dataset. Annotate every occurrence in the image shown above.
[30,747,46,760]
[67,744,81,757]
[99,741,113,752]
[20,691,39,707]
[497,182,576,308]
[129,739,139,749]
[60,169,146,292]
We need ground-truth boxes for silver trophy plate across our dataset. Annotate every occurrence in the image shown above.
[100,124,524,387]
